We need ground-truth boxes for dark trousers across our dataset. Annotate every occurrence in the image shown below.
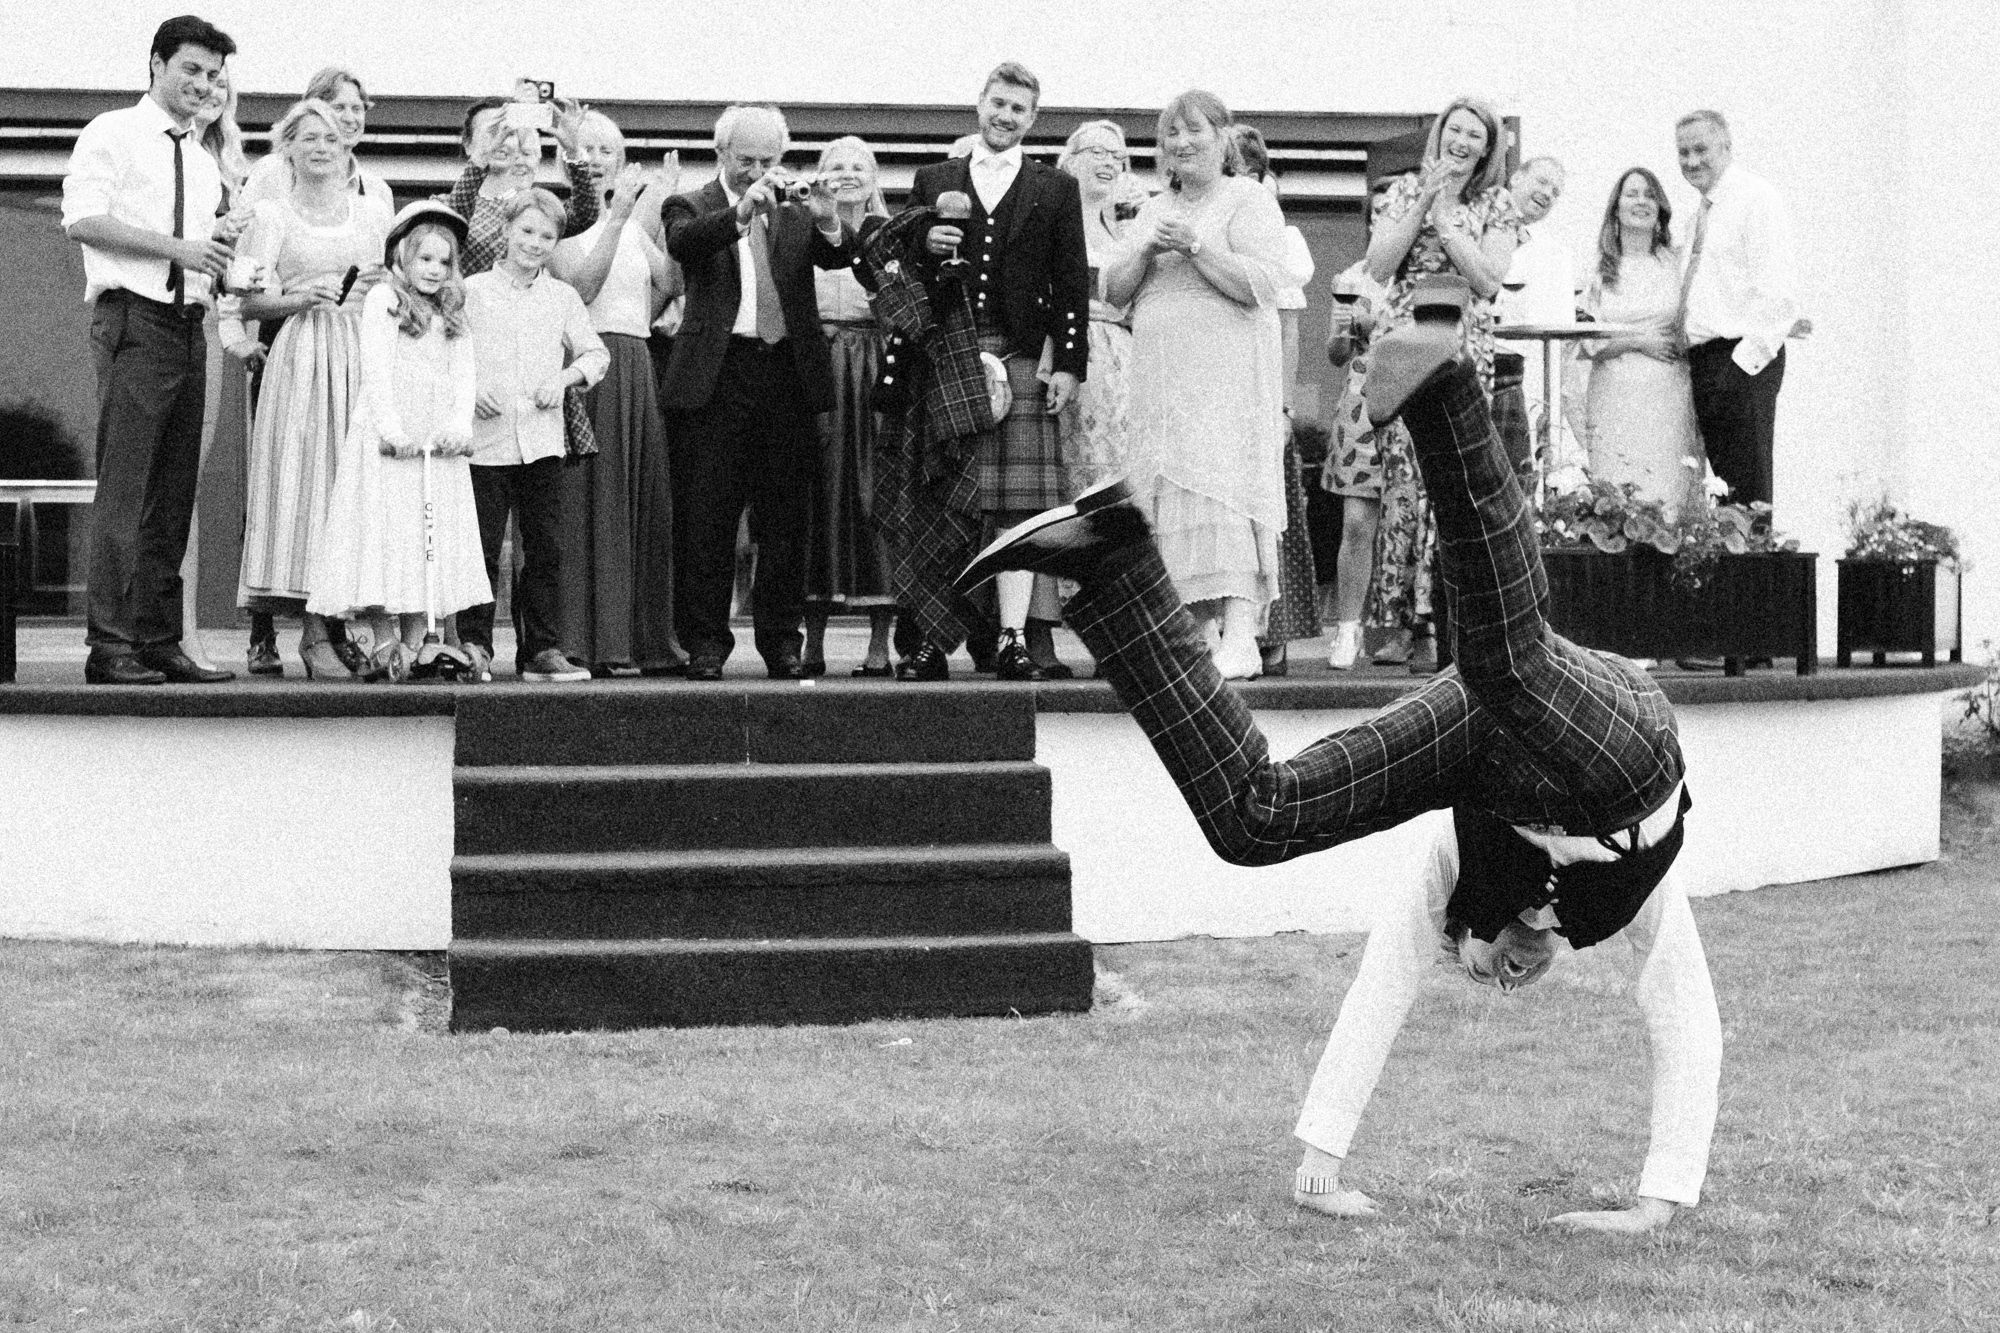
[1689,339,1783,508]
[670,338,815,665]
[1066,362,1684,867]
[461,457,566,668]
[85,290,208,654]
[1490,353,1534,483]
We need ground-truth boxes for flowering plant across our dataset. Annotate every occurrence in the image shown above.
[1843,498,1961,569]
[1538,474,1796,592]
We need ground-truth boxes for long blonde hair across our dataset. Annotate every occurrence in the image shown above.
[387,222,469,339]
[194,69,249,196]
[1423,97,1509,203]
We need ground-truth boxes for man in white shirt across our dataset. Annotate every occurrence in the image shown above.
[1494,156,1580,483]
[1677,110,1798,509]
[61,15,239,685]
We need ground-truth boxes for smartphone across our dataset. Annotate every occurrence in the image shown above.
[336,265,360,305]
[504,100,555,133]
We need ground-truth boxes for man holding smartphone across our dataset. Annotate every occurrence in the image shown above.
[62,15,240,684]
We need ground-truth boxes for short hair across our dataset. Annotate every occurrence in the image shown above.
[459,96,509,151]
[579,109,627,164]
[714,104,790,158]
[1512,154,1564,184]
[814,135,888,218]
[1155,89,1244,191]
[272,98,344,153]
[1676,109,1731,143]
[150,15,235,71]
[982,61,1040,106]
[501,186,567,234]
[1056,119,1128,176]
[1595,166,1675,290]
[1423,96,1509,202]
[304,65,370,109]
[1232,124,1271,182]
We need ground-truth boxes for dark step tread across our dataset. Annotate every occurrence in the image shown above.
[453,760,1045,783]
[452,842,1068,879]
[450,930,1084,959]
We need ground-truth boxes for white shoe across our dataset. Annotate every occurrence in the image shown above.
[1213,639,1262,681]
[1327,621,1362,671]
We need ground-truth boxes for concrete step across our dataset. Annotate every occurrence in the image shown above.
[452,842,1074,940]
[452,684,1037,767]
[453,760,1052,854]
[447,931,1096,1031]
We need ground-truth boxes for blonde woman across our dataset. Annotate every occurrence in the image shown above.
[798,135,899,676]
[1056,118,1136,495]
[548,110,686,675]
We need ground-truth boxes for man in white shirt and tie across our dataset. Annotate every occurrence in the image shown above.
[1676,110,1798,510]
[61,15,240,685]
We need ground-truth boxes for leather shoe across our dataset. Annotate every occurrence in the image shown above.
[136,645,234,683]
[85,654,166,686]
[246,637,284,676]
[1673,656,1722,672]
[1362,274,1470,427]
[895,642,950,681]
[956,477,1151,592]
[1034,660,1076,680]
[799,656,827,678]
[686,655,725,682]
[993,632,1046,682]
[766,653,808,680]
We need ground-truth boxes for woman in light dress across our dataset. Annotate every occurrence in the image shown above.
[1104,90,1289,681]
[548,110,685,676]
[1056,119,1137,496]
[1578,167,1706,521]
[234,98,392,676]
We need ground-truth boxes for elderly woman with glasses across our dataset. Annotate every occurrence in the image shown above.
[1056,119,1138,497]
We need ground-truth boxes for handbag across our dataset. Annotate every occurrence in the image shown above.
[562,383,598,465]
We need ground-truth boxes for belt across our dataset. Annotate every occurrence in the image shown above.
[100,288,206,321]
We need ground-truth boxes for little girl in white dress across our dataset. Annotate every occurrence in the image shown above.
[306,204,490,678]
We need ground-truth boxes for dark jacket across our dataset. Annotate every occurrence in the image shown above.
[659,180,852,413]
[907,155,1090,382]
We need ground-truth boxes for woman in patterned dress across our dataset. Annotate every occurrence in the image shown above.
[1056,119,1136,496]
[234,99,392,676]
[1358,98,1521,672]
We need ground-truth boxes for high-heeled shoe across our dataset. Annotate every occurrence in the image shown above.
[1327,621,1363,671]
[300,639,353,680]
[1213,639,1263,682]
[1259,643,1289,677]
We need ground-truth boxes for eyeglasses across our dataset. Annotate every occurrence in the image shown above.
[1072,146,1127,164]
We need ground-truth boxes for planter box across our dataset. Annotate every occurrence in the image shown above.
[1836,559,1961,668]
[1447,549,1819,675]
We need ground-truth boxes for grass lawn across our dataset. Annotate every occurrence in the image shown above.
[4,771,1997,1332]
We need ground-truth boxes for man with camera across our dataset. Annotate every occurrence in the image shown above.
[659,104,853,680]
[62,15,242,685]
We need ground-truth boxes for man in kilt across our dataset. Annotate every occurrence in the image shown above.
[894,60,1089,681]
[958,276,1721,1234]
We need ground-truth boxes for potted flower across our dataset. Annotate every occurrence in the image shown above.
[1520,474,1818,675]
[1836,499,1963,668]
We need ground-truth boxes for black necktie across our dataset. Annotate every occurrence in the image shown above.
[167,127,186,307]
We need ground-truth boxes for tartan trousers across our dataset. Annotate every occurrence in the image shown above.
[1066,361,1684,867]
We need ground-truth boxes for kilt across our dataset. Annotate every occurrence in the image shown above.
[975,334,1066,514]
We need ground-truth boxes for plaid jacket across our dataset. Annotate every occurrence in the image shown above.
[441,159,600,278]
[858,207,998,648]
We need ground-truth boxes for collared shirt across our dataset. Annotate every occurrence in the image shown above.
[464,267,608,466]
[1682,163,1799,376]
[1292,795,1720,1207]
[62,94,225,306]
[969,142,1023,214]
[718,179,765,338]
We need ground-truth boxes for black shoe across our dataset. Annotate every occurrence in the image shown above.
[799,656,827,678]
[1673,656,1722,672]
[686,655,725,681]
[85,654,167,686]
[1260,644,1289,677]
[246,637,284,676]
[895,643,950,681]
[994,633,1046,682]
[956,478,1150,592]
[1033,660,1076,680]
[851,662,896,678]
[1362,275,1471,427]
[136,645,235,683]
[766,653,807,680]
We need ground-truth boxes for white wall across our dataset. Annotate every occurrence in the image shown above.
[1045,692,1943,943]
[13,1,1992,647]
